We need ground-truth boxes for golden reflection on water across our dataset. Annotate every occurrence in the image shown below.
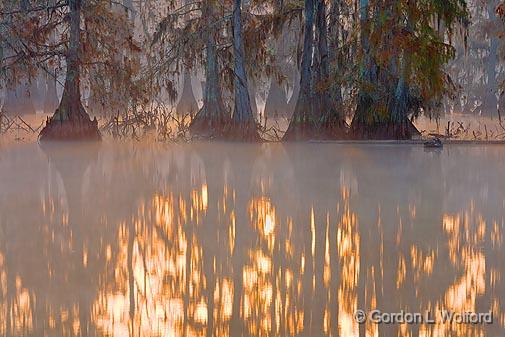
[337,185,360,337]
[0,143,504,337]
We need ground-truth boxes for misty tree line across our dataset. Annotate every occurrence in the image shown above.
[0,0,504,140]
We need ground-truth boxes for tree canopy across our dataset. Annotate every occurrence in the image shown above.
[2,0,502,141]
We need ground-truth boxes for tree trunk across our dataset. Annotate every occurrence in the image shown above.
[2,80,37,116]
[283,0,316,140]
[316,0,345,135]
[40,0,100,141]
[248,80,258,117]
[286,21,301,116]
[189,0,229,137]
[176,69,198,117]
[1,2,36,117]
[484,2,499,116]
[385,2,422,139]
[350,0,376,139]
[389,54,411,139]
[350,1,419,140]
[265,30,290,119]
[264,79,288,118]
[329,0,345,118]
[287,69,300,115]
[43,67,59,115]
[42,0,59,115]
[230,0,259,140]
[33,69,46,113]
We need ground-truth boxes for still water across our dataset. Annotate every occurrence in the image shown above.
[0,142,504,337]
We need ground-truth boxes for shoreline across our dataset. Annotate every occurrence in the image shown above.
[2,135,505,147]
[2,113,505,145]
[308,139,505,145]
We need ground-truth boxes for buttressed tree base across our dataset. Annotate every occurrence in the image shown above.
[39,115,101,141]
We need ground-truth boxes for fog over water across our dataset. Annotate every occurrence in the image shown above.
[0,142,504,337]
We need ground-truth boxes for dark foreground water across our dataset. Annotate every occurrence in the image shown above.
[0,142,504,337]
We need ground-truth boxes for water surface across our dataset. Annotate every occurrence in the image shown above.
[0,142,504,337]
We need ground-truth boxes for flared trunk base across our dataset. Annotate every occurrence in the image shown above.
[189,103,231,139]
[39,116,101,141]
[225,121,261,142]
[189,109,261,142]
[350,120,420,140]
[283,121,348,141]
[189,117,228,139]
[177,83,198,117]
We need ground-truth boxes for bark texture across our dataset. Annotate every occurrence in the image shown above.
[316,0,346,134]
[351,0,375,138]
[483,1,499,116]
[40,0,101,141]
[350,1,420,140]
[189,0,229,138]
[283,0,345,140]
[283,0,316,140]
[229,0,260,140]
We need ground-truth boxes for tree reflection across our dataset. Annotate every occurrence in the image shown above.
[0,143,503,337]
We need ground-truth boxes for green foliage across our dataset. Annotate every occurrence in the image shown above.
[0,0,482,140]
[356,0,469,127]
